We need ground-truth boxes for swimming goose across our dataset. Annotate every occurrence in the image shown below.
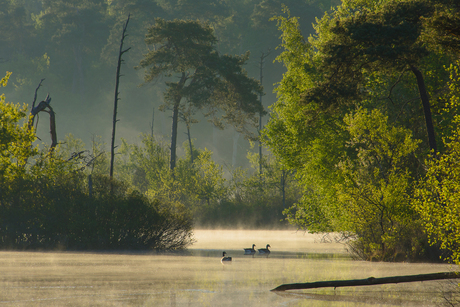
[221,251,232,263]
[244,244,256,255]
[258,244,271,255]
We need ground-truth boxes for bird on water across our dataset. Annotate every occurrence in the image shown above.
[221,251,232,264]
[244,244,256,256]
[258,244,271,255]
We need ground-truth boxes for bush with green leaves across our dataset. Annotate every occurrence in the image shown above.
[0,77,193,251]
[117,134,300,228]
[414,62,460,264]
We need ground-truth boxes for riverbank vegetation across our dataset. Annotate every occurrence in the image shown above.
[0,78,296,249]
[1,0,460,264]
[0,75,193,250]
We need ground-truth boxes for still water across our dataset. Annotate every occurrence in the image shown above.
[0,229,457,306]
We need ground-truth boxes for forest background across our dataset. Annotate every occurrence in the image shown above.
[1,0,460,265]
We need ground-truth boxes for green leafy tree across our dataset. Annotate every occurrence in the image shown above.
[0,72,36,185]
[336,109,424,260]
[195,150,301,228]
[298,0,460,153]
[117,134,170,195]
[265,10,346,232]
[118,135,227,215]
[268,0,457,162]
[187,149,227,207]
[137,18,263,170]
[264,1,459,259]
[422,0,460,57]
[414,137,460,264]
[414,62,460,264]
[264,9,322,170]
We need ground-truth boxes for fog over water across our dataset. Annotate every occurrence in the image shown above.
[0,230,457,306]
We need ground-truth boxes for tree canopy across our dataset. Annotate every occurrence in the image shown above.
[138,18,263,170]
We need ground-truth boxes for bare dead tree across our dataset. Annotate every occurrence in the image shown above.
[28,79,57,152]
[258,50,270,179]
[28,79,45,132]
[110,14,131,182]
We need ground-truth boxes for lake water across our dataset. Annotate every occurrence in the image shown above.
[0,229,458,306]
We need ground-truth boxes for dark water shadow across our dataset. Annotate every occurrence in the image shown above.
[273,290,435,306]
[187,249,352,260]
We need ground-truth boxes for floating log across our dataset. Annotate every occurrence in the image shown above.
[271,271,460,292]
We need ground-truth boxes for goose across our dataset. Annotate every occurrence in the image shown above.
[258,244,271,255]
[221,251,232,263]
[244,244,256,255]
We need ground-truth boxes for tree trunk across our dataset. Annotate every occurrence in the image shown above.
[169,72,187,171]
[232,130,239,167]
[109,14,131,181]
[186,124,193,163]
[410,65,437,153]
[48,105,57,150]
[150,107,155,139]
[271,271,460,291]
[258,51,269,178]
[88,174,93,198]
[170,100,180,170]
[281,169,286,208]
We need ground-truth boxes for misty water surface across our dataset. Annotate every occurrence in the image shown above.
[0,229,457,306]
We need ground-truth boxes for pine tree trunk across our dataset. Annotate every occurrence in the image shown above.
[170,101,180,170]
[186,124,193,163]
[169,72,187,171]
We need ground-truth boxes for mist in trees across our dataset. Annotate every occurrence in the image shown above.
[2,0,460,265]
[2,0,326,250]
[1,0,331,169]
[137,18,263,170]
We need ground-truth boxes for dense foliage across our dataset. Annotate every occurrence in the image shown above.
[414,63,460,264]
[117,134,300,228]
[265,0,460,261]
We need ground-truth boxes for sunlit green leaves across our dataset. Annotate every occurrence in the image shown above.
[414,64,460,263]
[335,109,423,260]
[264,0,459,260]
[0,73,37,180]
